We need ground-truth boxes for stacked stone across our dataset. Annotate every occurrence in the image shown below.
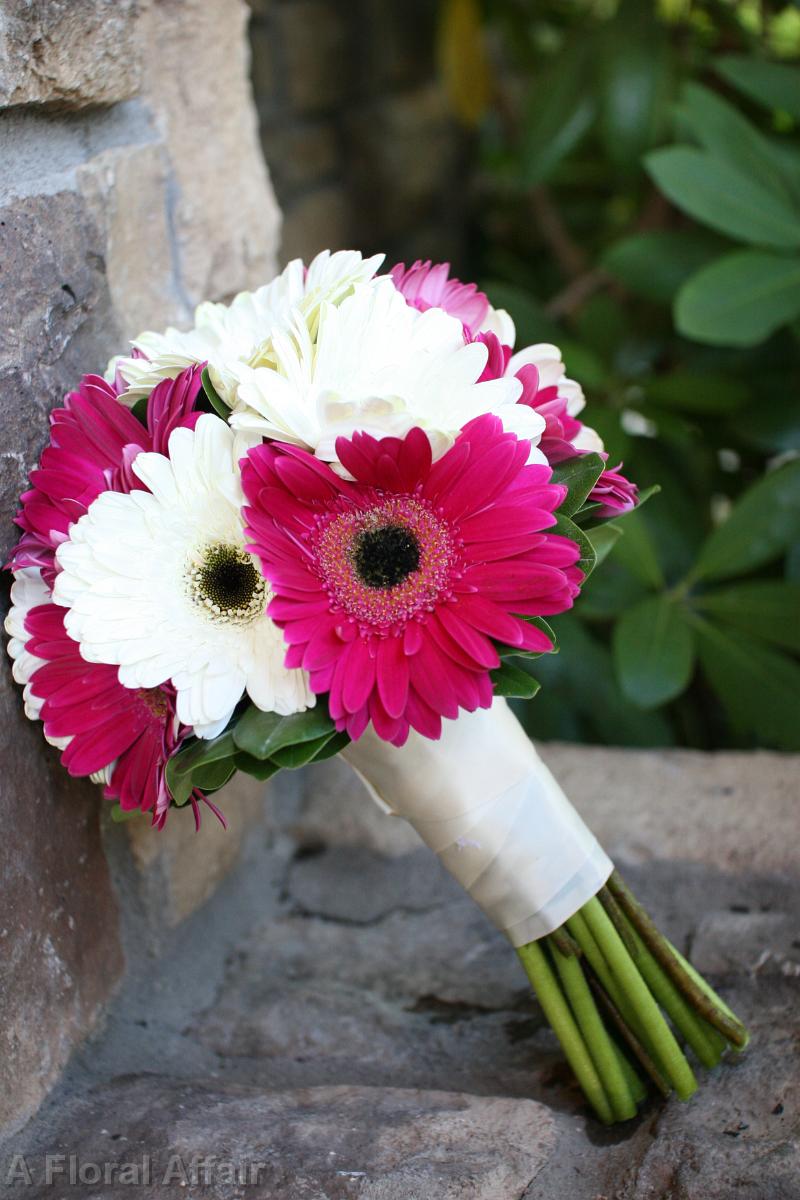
[0,0,281,1141]
[249,0,468,265]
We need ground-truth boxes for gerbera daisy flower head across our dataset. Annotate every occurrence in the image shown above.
[52,413,313,739]
[242,415,582,747]
[111,249,385,406]
[7,365,203,584]
[230,277,543,464]
[4,568,210,829]
[389,259,516,345]
[483,340,637,516]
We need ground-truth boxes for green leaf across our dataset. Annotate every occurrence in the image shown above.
[490,661,541,699]
[234,752,280,782]
[613,595,695,708]
[691,459,800,583]
[306,730,351,762]
[554,513,597,577]
[110,803,141,823]
[601,230,723,304]
[201,366,230,419]
[715,56,800,121]
[676,250,800,347]
[521,41,596,185]
[676,81,798,205]
[271,733,338,769]
[695,620,800,751]
[525,613,675,746]
[645,147,800,249]
[596,10,671,169]
[131,396,149,426]
[552,453,605,518]
[693,581,800,653]
[643,370,749,415]
[586,522,624,568]
[232,704,337,760]
[166,730,237,805]
[191,758,237,793]
[609,510,664,590]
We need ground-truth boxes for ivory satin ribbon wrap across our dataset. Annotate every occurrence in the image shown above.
[342,699,612,946]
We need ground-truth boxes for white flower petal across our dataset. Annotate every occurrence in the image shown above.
[53,414,313,737]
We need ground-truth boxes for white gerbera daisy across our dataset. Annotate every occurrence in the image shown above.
[5,568,113,782]
[5,568,58,727]
[53,414,313,739]
[111,249,385,406]
[229,278,546,464]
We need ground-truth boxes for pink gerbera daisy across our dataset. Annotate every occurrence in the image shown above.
[8,365,203,582]
[20,598,222,831]
[242,415,582,746]
[389,260,490,334]
[478,333,638,517]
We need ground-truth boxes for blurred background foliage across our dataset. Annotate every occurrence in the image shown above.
[440,0,800,751]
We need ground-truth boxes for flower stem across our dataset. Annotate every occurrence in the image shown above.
[547,936,639,1121]
[581,897,698,1100]
[517,940,615,1124]
[606,872,749,1049]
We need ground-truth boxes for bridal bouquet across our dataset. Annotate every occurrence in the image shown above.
[5,250,747,1123]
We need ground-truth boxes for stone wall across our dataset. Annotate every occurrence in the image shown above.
[0,0,281,1141]
[248,0,469,266]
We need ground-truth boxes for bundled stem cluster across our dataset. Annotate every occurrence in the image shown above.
[517,871,748,1124]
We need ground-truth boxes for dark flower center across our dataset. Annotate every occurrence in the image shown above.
[354,524,421,589]
[187,543,266,625]
[199,546,261,609]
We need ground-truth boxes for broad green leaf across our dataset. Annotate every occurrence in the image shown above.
[522,41,596,185]
[233,704,337,760]
[643,371,749,414]
[234,752,280,782]
[307,730,351,763]
[586,522,624,568]
[166,730,237,805]
[613,595,695,708]
[201,367,230,419]
[481,281,562,346]
[695,620,800,751]
[552,453,605,518]
[527,613,675,746]
[715,56,800,121]
[601,230,722,304]
[676,250,800,346]
[596,9,671,169]
[491,661,541,699]
[693,581,800,653]
[191,759,237,793]
[676,82,798,204]
[271,734,338,769]
[609,510,664,589]
[645,147,800,249]
[691,459,800,582]
[554,513,596,576]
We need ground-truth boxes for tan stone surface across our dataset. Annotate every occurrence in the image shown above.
[278,743,800,878]
[0,0,140,109]
[136,0,281,308]
[1,0,282,1141]
[126,774,267,927]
